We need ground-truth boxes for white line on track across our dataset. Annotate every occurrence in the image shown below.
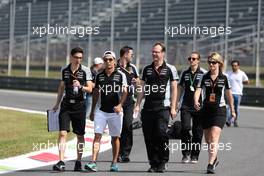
[0,106,46,115]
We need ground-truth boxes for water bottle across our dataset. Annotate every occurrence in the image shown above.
[73,86,78,95]
[133,111,139,119]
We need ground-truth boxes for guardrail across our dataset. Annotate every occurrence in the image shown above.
[0,76,60,92]
[0,76,263,107]
[241,87,264,107]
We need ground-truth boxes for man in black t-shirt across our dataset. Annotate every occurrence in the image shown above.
[134,42,179,173]
[52,47,93,172]
[117,46,140,163]
[85,51,128,172]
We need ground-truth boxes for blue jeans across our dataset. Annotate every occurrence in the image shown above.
[85,94,92,118]
[227,94,242,123]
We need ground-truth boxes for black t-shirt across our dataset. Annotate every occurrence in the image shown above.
[116,60,139,100]
[141,61,179,111]
[95,69,128,113]
[179,66,206,110]
[61,64,92,101]
[197,71,231,108]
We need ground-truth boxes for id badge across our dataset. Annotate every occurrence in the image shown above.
[209,93,216,103]
[190,86,195,92]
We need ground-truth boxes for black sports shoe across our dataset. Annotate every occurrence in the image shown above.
[190,157,198,164]
[53,161,65,171]
[118,156,130,163]
[181,155,190,163]
[207,164,214,174]
[147,166,157,173]
[234,122,239,127]
[207,158,219,174]
[225,121,231,127]
[156,163,166,173]
[74,160,82,171]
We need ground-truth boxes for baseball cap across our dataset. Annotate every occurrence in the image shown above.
[93,57,104,65]
[103,51,116,59]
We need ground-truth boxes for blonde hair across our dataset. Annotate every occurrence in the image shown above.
[208,52,224,72]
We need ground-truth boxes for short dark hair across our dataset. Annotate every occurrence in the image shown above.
[120,46,133,57]
[153,42,166,52]
[231,60,240,66]
[71,47,84,56]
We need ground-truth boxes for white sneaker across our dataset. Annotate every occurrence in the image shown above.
[181,156,190,163]
[190,158,198,164]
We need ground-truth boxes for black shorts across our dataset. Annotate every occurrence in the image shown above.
[201,106,226,129]
[59,100,86,135]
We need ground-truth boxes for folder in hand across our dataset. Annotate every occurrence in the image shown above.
[47,109,60,132]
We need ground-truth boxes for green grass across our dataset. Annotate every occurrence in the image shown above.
[0,109,74,159]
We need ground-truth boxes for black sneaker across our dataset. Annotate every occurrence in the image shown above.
[234,122,239,127]
[190,157,198,164]
[53,161,65,171]
[74,160,82,171]
[156,163,166,173]
[207,164,214,174]
[207,158,219,174]
[225,121,231,127]
[118,156,130,163]
[147,166,157,173]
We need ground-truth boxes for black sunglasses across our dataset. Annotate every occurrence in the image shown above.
[208,61,219,65]
[188,57,198,61]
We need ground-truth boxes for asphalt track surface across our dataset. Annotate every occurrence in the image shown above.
[1,89,264,176]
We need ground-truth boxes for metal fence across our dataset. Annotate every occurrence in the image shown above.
[0,0,263,86]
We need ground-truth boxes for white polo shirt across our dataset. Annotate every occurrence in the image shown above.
[227,70,248,95]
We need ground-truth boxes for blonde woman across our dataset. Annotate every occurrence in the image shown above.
[194,52,236,174]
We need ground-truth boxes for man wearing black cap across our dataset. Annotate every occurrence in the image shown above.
[85,51,128,172]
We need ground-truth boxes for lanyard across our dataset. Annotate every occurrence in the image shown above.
[210,77,218,93]
[189,73,197,87]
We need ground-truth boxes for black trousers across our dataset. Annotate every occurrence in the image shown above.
[119,100,134,158]
[141,109,170,167]
[180,108,203,159]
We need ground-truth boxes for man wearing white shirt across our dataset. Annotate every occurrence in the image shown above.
[226,60,249,127]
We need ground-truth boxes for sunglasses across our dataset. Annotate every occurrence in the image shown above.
[104,58,114,62]
[208,61,219,65]
[188,57,198,61]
